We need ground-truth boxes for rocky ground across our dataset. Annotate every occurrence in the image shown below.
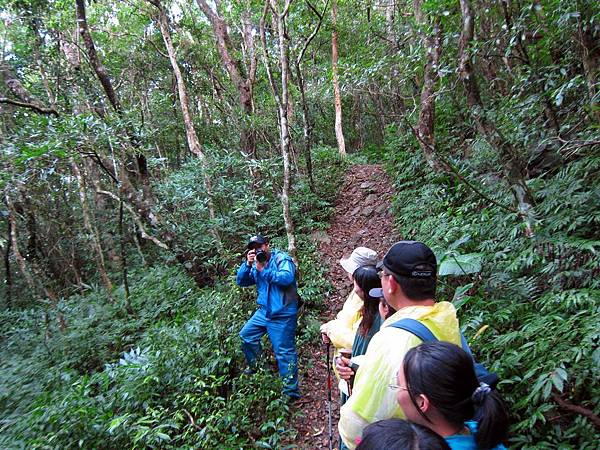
[293,164,400,449]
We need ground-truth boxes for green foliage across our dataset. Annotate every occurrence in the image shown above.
[0,141,339,448]
[381,144,600,447]
[2,0,599,447]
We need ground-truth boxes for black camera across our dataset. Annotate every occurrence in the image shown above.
[255,249,267,263]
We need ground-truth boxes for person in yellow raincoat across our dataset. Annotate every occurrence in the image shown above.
[320,247,378,378]
[336,241,462,449]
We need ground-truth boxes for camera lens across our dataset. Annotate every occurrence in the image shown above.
[255,250,267,263]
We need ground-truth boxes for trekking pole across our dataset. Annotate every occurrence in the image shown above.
[326,341,333,450]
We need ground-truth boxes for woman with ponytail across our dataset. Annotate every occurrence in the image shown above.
[350,265,383,357]
[393,341,509,449]
[336,265,383,411]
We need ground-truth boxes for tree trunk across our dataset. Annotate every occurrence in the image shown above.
[195,0,257,158]
[577,9,600,123]
[152,2,221,248]
[274,0,297,262]
[413,0,443,169]
[75,0,121,113]
[75,0,150,184]
[458,0,535,235]
[71,160,113,294]
[119,200,133,314]
[331,0,347,157]
[293,0,329,192]
[5,192,66,330]
[4,207,12,308]
[27,16,55,107]
[295,61,315,191]
[260,0,298,263]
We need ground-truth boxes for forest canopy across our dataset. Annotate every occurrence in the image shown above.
[1,0,599,448]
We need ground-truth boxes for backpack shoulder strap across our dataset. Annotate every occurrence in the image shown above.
[389,318,438,343]
[460,333,474,358]
[392,318,500,388]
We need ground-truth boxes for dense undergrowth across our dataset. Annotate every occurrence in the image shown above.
[0,147,344,449]
[362,133,599,448]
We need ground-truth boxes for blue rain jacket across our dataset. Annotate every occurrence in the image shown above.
[236,249,298,318]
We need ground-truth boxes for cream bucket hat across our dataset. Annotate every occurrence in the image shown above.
[339,247,378,275]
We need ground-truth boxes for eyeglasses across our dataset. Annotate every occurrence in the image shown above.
[388,376,409,391]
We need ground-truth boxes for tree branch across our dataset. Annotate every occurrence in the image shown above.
[0,97,59,116]
[296,0,330,66]
[552,393,600,429]
[405,118,516,213]
[96,189,168,249]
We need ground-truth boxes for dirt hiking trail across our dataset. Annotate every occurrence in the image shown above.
[294,164,400,449]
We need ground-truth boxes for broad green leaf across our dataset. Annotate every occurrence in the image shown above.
[439,253,483,276]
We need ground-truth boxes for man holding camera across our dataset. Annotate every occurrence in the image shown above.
[236,234,300,400]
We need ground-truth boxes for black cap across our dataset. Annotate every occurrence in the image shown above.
[247,234,268,249]
[377,241,437,279]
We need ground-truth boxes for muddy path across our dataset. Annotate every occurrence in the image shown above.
[294,164,399,449]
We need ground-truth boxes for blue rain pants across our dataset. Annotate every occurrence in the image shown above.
[240,307,300,398]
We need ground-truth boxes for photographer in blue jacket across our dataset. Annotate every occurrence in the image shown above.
[236,235,300,399]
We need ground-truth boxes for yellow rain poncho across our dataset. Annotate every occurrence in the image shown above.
[320,289,363,376]
[338,301,461,449]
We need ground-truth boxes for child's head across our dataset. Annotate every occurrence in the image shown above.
[356,418,450,450]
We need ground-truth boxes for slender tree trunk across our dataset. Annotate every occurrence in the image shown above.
[352,92,365,149]
[274,0,297,262]
[413,0,443,169]
[119,200,133,314]
[75,0,150,183]
[458,0,535,235]
[27,16,55,107]
[5,192,66,330]
[331,0,347,157]
[577,8,600,123]
[195,0,257,158]
[295,61,315,191]
[260,0,298,263]
[293,0,329,192]
[152,2,221,248]
[4,208,12,308]
[75,0,120,112]
[71,160,113,294]
[157,9,203,159]
[169,75,183,166]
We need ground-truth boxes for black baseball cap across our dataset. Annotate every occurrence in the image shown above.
[247,234,268,249]
[377,241,437,279]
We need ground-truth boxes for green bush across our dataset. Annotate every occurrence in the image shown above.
[0,147,341,449]
[378,142,600,447]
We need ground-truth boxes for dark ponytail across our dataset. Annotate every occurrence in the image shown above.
[474,389,509,449]
[403,342,508,449]
[352,265,381,336]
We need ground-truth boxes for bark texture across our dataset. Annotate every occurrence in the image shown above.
[195,0,257,157]
[152,0,221,247]
[413,0,442,169]
[260,0,297,262]
[331,0,347,157]
[71,160,113,293]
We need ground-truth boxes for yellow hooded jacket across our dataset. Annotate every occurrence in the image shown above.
[338,301,461,449]
[320,290,364,376]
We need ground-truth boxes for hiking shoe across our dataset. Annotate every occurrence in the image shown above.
[242,367,256,375]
